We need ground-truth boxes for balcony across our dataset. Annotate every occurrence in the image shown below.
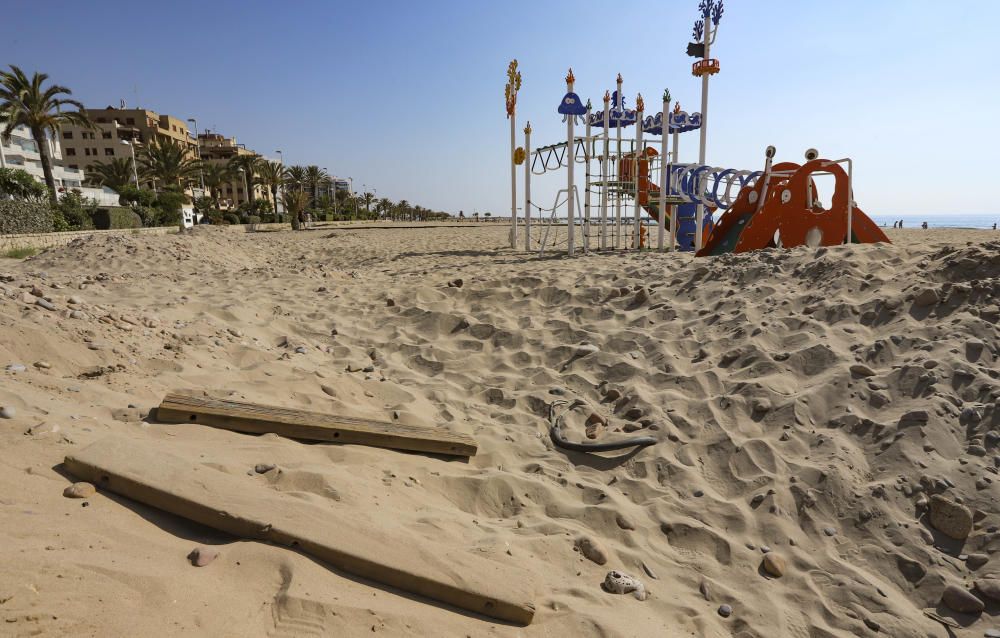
[692,59,720,77]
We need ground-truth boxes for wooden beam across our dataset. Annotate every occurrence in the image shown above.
[64,436,535,625]
[156,392,477,458]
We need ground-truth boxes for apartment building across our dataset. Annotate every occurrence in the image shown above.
[59,107,197,177]
[0,124,118,205]
[197,130,267,208]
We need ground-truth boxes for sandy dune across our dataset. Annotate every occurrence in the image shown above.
[1,224,998,637]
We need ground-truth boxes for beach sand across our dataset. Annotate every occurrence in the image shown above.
[1,225,998,637]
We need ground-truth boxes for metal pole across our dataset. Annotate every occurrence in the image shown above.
[566,72,576,257]
[614,74,623,249]
[600,92,610,250]
[671,126,680,252]
[128,143,139,187]
[524,122,532,251]
[510,109,517,248]
[584,103,592,253]
[633,97,644,250]
[658,92,669,251]
[846,159,853,244]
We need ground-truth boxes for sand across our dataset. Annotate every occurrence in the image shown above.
[0,224,998,637]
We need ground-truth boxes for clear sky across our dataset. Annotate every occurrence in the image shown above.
[3,0,998,216]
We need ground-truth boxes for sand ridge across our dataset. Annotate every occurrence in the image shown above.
[0,225,998,636]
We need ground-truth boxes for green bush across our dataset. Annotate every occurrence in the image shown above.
[0,168,47,200]
[223,213,241,225]
[0,200,54,234]
[92,206,142,230]
[55,191,98,231]
[117,185,157,208]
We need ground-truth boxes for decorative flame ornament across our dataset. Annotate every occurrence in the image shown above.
[524,122,532,135]
[505,59,521,118]
[636,93,644,113]
[604,90,611,104]
[566,68,575,87]
[513,147,526,165]
[663,88,672,104]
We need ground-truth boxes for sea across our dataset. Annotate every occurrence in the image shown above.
[868,214,998,230]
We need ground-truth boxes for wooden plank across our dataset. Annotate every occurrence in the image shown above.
[156,392,477,458]
[64,435,535,625]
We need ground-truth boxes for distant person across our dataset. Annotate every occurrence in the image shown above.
[892,221,897,229]
[899,220,904,228]
[994,222,997,230]
[458,210,465,221]
[921,221,928,229]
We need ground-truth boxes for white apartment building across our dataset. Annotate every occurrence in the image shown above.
[1,124,119,205]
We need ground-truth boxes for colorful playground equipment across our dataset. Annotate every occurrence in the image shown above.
[505,0,889,256]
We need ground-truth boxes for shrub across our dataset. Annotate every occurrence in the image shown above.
[3,246,38,259]
[93,207,142,230]
[55,191,98,230]
[117,185,157,208]
[0,200,54,234]
[223,213,241,225]
[0,168,47,201]
[154,191,187,227]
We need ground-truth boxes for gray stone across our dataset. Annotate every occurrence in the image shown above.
[63,482,96,498]
[913,288,940,307]
[254,464,276,474]
[823,527,837,536]
[762,553,786,577]
[187,546,219,567]
[5,364,26,373]
[35,298,56,311]
[941,584,984,614]
[0,406,15,419]
[850,363,876,377]
[929,494,973,540]
[974,578,1000,602]
[718,604,732,618]
[966,554,989,570]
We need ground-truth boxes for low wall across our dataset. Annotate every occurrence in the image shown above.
[1,222,291,253]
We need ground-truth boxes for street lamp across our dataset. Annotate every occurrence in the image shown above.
[238,167,250,211]
[121,140,139,188]
[186,118,204,192]
[348,176,356,220]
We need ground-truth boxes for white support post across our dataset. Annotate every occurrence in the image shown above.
[584,103,592,253]
[846,158,853,244]
[510,112,518,248]
[614,74,623,249]
[632,96,644,250]
[566,75,576,257]
[600,92,610,250]
[524,123,532,251]
[657,93,669,251]
[695,17,712,252]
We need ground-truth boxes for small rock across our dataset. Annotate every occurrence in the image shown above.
[974,578,1000,602]
[913,288,940,307]
[850,363,876,377]
[35,298,56,311]
[70,310,84,319]
[187,547,219,567]
[254,464,276,474]
[575,536,608,565]
[294,346,307,354]
[823,527,837,537]
[602,570,647,600]
[447,278,463,288]
[718,604,732,618]
[984,629,1000,638]
[227,328,244,337]
[762,553,786,577]
[966,554,989,570]
[386,298,395,307]
[941,584,984,614]
[863,617,880,632]
[929,494,973,540]
[63,482,96,498]
[33,361,51,369]
[751,397,772,413]
[615,513,636,531]
[699,581,710,600]
[68,296,83,305]
[5,363,27,373]
[0,406,15,419]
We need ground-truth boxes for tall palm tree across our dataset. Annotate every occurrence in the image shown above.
[87,157,135,191]
[200,162,234,206]
[397,199,410,221]
[376,197,392,220]
[282,190,310,230]
[362,191,375,218]
[285,165,307,193]
[256,160,287,221]
[0,65,92,200]
[140,137,200,191]
[228,154,260,204]
[303,165,327,206]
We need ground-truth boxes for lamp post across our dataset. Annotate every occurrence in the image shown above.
[186,118,204,192]
[274,150,283,221]
[238,167,250,211]
[692,0,724,251]
[348,176,356,220]
[121,140,139,187]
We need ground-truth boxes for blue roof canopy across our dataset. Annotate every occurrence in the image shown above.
[642,110,702,135]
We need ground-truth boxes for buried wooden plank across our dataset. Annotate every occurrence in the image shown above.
[63,435,535,625]
[156,391,477,458]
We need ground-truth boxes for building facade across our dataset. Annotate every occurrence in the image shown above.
[0,124,118,205]
[197,130,268,209]
[59,107,198,181]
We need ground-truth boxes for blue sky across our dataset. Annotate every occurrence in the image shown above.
[3,0,998,215]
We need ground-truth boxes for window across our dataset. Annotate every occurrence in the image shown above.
[104,148,114,156]
[66,148,76,156]
[102,131,112,139]
[92,148,98,156]
[126,118,135,125]
[84,148,90,156]
[63,131,73,140]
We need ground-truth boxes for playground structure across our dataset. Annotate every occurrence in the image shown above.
[504,0,889,257]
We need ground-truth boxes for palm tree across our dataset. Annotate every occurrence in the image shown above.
[285,165,307,193]
[87,157,135,191]
[256,160,287,221]
[0,65,92,200]
[376,197,392,220]
[304,165,327,206]
[282,190,310,230]
[362,191,375,218]
[200,162,234,207]
[228,154,260,204]
[397,199,410,221]
[140,137,200,191]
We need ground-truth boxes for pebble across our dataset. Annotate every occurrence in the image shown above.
[575,536,608,565]
[187,547,219,567]
[975,578,1000,602]
[941,584,984,614]
[823,527,837,536]
[33,361,51,369]
[929,494,973,540]
[863,617,881,632]
[5,363,26,373]
[294,346,307,354]
[913,288,940,307]
[254,464,276,474]
[718,604,732,618]
[762,553,786,577]
[615,513,636,531]
[35,298,56,311]
[0,406,15,419]
[602,570,647,600]
[68,296,83,304]
[63,482,96,498]
[966,554,989,570]
[985,630,1000,638]
[69,310,84,319]
[850,363,876,377]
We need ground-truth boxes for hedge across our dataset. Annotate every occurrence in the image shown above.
[0,200,55,234]
[92,207,143,230]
